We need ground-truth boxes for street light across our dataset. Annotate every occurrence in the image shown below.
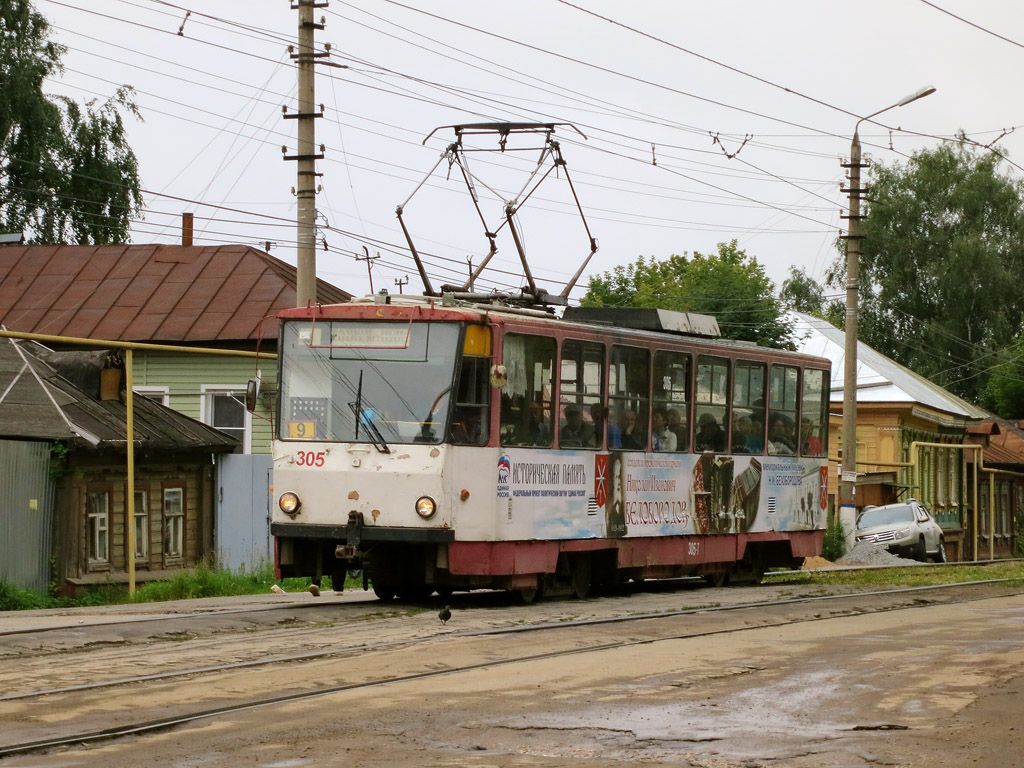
[839,85,936,545]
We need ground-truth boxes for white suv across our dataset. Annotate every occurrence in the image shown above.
[855,500,946,562]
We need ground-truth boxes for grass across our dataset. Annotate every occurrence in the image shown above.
[0,565,362,612]
[763,560,1024,589]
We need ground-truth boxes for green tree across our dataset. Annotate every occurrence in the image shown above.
[827,142,1024,405]
[982,336,1024,419]
[1,1,142,244]
[780,265,844,327]
[582,240,793,347]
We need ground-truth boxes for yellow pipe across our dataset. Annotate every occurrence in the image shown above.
[126,349,135,596]
[989,468,995,561]
[0,329,276,358]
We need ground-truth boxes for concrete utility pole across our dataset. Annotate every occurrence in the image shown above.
[285,0,328,308]
[839,86,935,545]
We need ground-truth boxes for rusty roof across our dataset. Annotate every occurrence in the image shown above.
[0,244,350,343]
[968,418,1024,468]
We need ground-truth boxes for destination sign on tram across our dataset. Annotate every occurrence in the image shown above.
[299,323,411,349]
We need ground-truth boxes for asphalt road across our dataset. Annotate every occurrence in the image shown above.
[2,581,1022,767]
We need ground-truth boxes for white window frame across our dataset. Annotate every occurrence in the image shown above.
[134,489,149,560]
[163,487,184,559]
[87,491,110,564]
[133,385,170,406]
[201,385,251,453]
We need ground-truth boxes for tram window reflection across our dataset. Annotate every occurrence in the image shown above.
[731,360,765,454]
[653,351,690,452]
[800,368,827,457]
[694,356,728,452]
[768,364,799,456]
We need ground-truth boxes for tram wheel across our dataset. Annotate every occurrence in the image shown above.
[702,571,730,588]
[372,581,397,601]
[570,556,592,599]
[513,576,543,605]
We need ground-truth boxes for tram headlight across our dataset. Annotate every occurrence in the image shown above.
[279,492,302,517]
[415,495,437,519]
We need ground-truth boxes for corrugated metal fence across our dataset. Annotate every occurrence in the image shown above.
[0,440,56,593]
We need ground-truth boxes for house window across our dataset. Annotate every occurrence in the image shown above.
[87,491,110,563]
[202,386,249,453]
[163,487,184,558]
[134,489,149,560]
[133,386,170,406]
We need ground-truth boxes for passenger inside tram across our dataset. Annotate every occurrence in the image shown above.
[616,408,646,450]
[560,403,596,448]
[695,412,726,452]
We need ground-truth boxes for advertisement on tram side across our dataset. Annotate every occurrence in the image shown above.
[495,448,826,540]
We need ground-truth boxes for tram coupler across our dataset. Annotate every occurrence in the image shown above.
[335,510,364,561]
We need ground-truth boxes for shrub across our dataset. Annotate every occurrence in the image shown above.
[822,520,846,562]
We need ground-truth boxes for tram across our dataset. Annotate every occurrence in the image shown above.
[262,295,830,601]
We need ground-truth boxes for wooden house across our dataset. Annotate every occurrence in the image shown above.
[965,419,1024,559]
[0,339,237,594]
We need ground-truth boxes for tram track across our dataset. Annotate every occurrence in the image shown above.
[6,581,999,708]
[1,578,1021,759]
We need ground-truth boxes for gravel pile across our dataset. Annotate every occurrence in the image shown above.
[837,541,918,567]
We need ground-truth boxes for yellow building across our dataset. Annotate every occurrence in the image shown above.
[793,314,989,561]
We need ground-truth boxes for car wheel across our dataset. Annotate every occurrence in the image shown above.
[915,536,927,562]
[936,537,947,563]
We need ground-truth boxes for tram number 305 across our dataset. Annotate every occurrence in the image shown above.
[688,541,700,557]
[294,450,326,467]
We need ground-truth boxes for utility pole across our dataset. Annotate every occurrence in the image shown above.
[838,86,935,547]
[394,275,409,294]
[284,0,328,308]
[356,246,380,294]
[839,133,867,544]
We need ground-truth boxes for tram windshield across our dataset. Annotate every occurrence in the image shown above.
[278,321,460,445]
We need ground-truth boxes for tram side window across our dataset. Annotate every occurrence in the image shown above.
[559,340,603,449]
[450,350,490,446]
[500,333,555,447]
[768,365,799,455]
[694,356,728,452]
[800,368,827,457]
[608,346,649,450]
[653,351,690,452]
[731,360,766,454]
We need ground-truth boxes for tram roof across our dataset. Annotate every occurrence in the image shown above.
[277,295,829,367]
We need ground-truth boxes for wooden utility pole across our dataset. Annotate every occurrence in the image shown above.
[356,246,380,294]
[285,0,327,307]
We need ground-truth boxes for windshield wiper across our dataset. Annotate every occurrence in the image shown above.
[349,370,390,454]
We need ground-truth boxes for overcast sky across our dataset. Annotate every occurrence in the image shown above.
[35,0,1024,303]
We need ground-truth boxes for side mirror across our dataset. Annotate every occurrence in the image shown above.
[245,378,260,413]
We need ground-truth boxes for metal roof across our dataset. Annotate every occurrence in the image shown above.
[0,244,351,343]
[790,312,989,420]
[0,338,238,451]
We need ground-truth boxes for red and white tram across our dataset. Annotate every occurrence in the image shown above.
[266,295,830,600]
